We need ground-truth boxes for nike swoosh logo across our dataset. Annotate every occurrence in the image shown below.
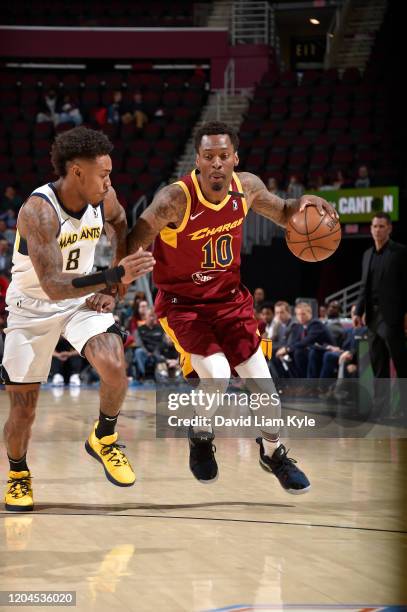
[190,210,204,221]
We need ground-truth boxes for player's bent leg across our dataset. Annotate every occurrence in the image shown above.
[187,353,231,484]
[190,352,231,379]
[3,382,39,512]
[235,347,311,495]
[83,332,135,487]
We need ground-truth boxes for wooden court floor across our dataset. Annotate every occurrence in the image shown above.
[0,387,406,612]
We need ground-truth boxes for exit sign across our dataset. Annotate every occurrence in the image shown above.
[291,37,326,68]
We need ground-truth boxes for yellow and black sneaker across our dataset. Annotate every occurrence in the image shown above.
[5,470,34,512]
[85,424,136,487]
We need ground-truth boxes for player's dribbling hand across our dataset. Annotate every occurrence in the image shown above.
[119,248,155,284]
[86,293,116,313]
[299,194,339,219]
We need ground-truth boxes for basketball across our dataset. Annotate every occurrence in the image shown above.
[285,205,342,262]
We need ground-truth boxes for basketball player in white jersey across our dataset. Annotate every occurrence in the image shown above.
[2,127,154,512]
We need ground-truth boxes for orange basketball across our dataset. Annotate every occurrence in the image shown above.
[285,205,341,262]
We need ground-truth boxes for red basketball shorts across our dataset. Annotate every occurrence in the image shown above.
[155,284,263,377]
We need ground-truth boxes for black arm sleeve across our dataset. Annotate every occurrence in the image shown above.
[71,265,124,288]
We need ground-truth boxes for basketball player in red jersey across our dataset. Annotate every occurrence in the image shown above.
[125,121,338,492]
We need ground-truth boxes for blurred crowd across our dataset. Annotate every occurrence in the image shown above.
[268,164,372,199]
[254,286,368,400]
[35,87,156,131]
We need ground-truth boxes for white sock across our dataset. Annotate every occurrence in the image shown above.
[262,437,280,457]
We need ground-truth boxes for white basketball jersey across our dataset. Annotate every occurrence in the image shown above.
[9,183,105,301]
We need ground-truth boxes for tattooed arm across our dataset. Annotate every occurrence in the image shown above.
[19,197,154,300]
[127,183,187,252]
[102,186,128,264]
[239,172,338,227]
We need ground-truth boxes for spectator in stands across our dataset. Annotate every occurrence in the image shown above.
[325,299,346,347]
[332,169,347,190]
[107,90,126,125]
[355,212,407,417]
[354,165,371,188]
[56,94,83,126]
[122,291,146,323]
[49,338,86,387]
[0,220,16,248]
[271,301,294,351]
[122,91,148,129]
[0,239,12,279]
[134,309,165,380]
[286,174,305,199]
[267,177,286,199]
[306,299,348,380]
[259,303,274,339]
[36,89,60,124]
[319,304,327,322]
[1,186,23,218]
[128,298,149,334]
[309,175,333,191]
[255,307,265,335]
[267,301,297,379]
[253,287,265,310]
[275,301,332,378]
[317,305,367,398]
[155,334,181,381]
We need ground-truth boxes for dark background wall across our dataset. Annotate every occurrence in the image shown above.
[241,236,371,304]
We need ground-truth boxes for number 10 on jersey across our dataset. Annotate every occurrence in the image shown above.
[201,234,233,269]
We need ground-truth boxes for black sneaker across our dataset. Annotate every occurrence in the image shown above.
[188,428,218,484]
[256,438,311,494]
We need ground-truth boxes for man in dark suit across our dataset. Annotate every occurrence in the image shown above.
[355,212,407,417]
[275,301,333,377]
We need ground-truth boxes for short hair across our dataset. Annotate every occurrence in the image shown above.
[194,121,239,152]
[295,301,312,314]
[371,211,391,223]
[274,300,291,313]
[51,126,113,177]
[260,302,274,312]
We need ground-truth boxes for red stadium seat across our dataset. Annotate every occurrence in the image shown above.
[13,156,34,175]
[290,102,308,119]
[342,68,361,85]
[126,157,146,176]
[310,101,330,118]
[326,117,348,135]
[302,118,325,136]
[0,155,10,172]
[269,103,288,120]
[332,150,354,165]
[11,140,31,155]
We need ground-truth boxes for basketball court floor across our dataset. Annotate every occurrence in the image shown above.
[0,386,406,612]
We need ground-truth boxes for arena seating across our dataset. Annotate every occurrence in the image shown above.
[0,69,208,211]
[239,4,399,189]
[1,1,212,26]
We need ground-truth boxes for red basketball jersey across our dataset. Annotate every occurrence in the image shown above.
[153,170,248,301]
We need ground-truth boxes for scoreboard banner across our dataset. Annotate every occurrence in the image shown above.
[307,186,399,223]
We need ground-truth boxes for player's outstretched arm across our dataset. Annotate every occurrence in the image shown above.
[127,183,187,253]
[239,172,338,227]
[102,186,128,264]
[20,198,154,300]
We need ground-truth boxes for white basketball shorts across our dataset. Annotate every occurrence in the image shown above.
[2,286,115,383]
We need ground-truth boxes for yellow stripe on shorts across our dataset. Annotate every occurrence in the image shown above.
[159,317,194,378]
[261,338,273,360]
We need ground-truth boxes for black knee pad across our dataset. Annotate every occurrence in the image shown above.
[0,365,40,385]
